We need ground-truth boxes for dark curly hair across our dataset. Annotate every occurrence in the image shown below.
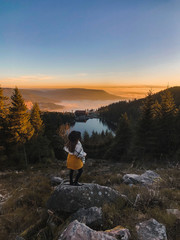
[66,131,81,152]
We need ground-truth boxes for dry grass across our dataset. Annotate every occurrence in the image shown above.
[0,160,179,240]
[0,171,52,240]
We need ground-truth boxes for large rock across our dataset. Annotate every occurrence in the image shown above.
[70,207,102,229]
[123,174,141,184]
[59,220,117,240]
[54,207,102,239]
[136,218,167,240]
[47,183,125,213]
[123,170,161,186]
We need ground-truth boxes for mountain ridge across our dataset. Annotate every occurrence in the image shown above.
[2,87,122,111]
[99,86,180,123]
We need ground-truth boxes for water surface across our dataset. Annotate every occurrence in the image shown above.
[70,118,113,136]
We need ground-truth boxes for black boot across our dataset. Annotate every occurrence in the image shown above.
[74,168,83,186]
[69,169,74,185]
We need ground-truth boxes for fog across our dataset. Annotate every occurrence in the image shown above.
[57,99,121,112]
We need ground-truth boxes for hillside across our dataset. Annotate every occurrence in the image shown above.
[99,86,180,123]
[0,161,179,240]
[3,88,121,111]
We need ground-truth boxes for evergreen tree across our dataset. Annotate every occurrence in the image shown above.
[9,87,34,144]
[135,91,158,157]
[106,112,131,161]
[174,107,180,160]
[28,102,56,163]
[0,86,8,118]
[8,87,34,165]
[83,131,90,144]
[30,102,43,135]
[158,90,178,156]
[27,135,55,163]
[0,87,8,160]
[176,107,180,146]
[0,87,8,142]
[50,134,65,160]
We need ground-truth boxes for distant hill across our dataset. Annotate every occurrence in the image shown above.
[99,86,180,123]
[3,88,121,111]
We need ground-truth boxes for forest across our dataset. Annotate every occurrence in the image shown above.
[98,87,180,163]
[0,87,74,168]
[0,86,180,169]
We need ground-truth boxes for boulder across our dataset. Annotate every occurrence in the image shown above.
[105,225,131,240]
[140,171,161,185]
[47,183,125,213]
[136,218,167,240]
[70,207,102,229]
[123,170,160,186]
[123,174,142,185]
[51,176,63,186]
[59,220,116,240]
[54,207,102,239]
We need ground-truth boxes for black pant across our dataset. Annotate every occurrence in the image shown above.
[69,168,83,184]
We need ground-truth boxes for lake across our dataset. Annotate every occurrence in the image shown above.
[69,118,113,136]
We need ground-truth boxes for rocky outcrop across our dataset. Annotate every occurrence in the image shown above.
[105,225,131,240]
[59,220,117,240]
[70,207,102,229]
[123,170,161,186]
[47,183,125,213]
[123,174,141,184]
[54,207,102,239]
[136,218,167,240]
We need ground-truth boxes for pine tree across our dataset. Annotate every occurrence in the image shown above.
[106,112,131,161]
[158,90,178,156]
[27,135,55,163]
[174,107,180,160]
[0,86,9,160]
[0,87,6,118]
[0,87,6,134]
[8,87,34,165]
[30,103,43,135]
[135,91,158,157]
[9,87,34,144]
[115,113,131,158]
[0,87,9,146]
[83,131,90,144]
[176,107,180,146]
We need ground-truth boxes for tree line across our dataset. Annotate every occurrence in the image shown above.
[82,130,114,159]
[98,89,180,162]
[99,87,180,124]
[1,86,179,167]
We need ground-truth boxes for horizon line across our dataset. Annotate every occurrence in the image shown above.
[0,84,173,90]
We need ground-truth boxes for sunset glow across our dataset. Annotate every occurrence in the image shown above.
[0,0,180,92]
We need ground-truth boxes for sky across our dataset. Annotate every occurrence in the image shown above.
[0,0,180,89]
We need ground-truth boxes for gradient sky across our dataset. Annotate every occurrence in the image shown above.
[0,0,180,88]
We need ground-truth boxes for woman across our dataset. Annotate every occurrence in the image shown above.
[64,131,86,186]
